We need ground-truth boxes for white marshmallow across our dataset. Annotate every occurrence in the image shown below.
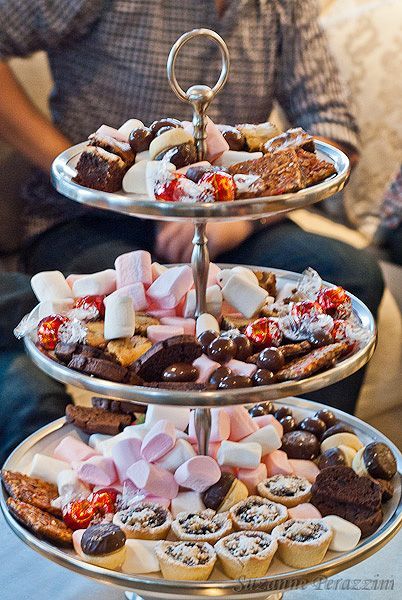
[217,267,258,288]
[72,269,116,296]
[29,454,69,485]
[239,425,282,455]
[222,274,268,319]
[104,293,135,340]
[323,516,361,552]
[145,161,176,199]
[171,491,205,519]
[151,262,168,279]
[145,406,190,432]
[123,160,149,194]
[38,299,74,320]
[122,539,160,574]
[156,439,196,472]
[57,469,88,498]
[196,313,220,337]
[135,150,150,163]
[215,150,263,169]
[31,271,73,302]
[98,425,150,457]
[88,433,113,452]
[217,441,262,469]
[118,118,144,137]
[183,285,222,318]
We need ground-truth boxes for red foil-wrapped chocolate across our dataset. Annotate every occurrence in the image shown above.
[63,498,95,530]
[246,317,283,347]
[290,301,324,320]
[74,295,106,319]
[37,314,69,350]
[317,287,352,320]
[199,170,236,201]
[154,173,183,202]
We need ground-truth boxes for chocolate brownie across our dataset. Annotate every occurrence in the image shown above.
[130,335,202,382]
[311,466,383,537]
[276,343,349,381]
[65,404,131,435]
[2,470,61,517]
[91,397,147,415]
[68,354,128,383]
[88,133,135,165]
[73,146,127,192]
[7,497,73,546]
[55,343,109,365]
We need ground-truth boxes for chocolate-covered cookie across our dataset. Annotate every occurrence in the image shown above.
[81,523,126,556]
[216,124,245,151]
[129,127,153,152]
[362,442,397,481]
[321,422,354,441]
[281,431,320,460]
[162,362,199,383]
[155,141,197,169]
[202,473,235,511]
[317,447,347,470]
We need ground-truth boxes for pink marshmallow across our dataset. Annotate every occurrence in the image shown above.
[77,456,117,487]
[141,419,176,462]
[207,263,222,287]
[96,124,128,143]
[188,408,230,443]
[160,317,195,335]
[146,265,193,309]
[289,459,320,483]
[66,274,88,288]
[111,437,142,482]
[127,460,178,499]
[115,250,152,288]
[288,503,322,520]
[224,406,259,442]
[72,529,85,558]
[220,465,237,475]
[146,325,184,343]
[193,354,220,384]
[112,283,148,311]
[205,117,230,162]
[226,359,257,379]
[147,307,177,319]
[264,449,294,476]
[253,415,284,439]
[174,456,221,493]
[237,463,267,495]
[177,161,211,174]
[53,436,97,464]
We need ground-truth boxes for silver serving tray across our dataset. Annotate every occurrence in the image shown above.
[24,266,376,408]
[1,397,401,599]
[51,140,350,222]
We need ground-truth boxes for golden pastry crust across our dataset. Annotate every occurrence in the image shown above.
[155,541,217,581]
[272,519,332,568]
[257,475,312,508]
[230,496,288,533]
[215,530,278,579]
[113,503,172,540]
[171,509,232,544]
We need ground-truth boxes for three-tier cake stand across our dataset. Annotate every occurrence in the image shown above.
[1,29,400,600]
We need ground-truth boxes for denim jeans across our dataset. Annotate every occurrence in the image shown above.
[0,215,384,464]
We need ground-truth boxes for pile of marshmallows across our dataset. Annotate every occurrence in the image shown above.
[28,404,320,515]
[30,250,274,343]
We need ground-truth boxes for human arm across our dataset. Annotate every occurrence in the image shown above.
[275,0,360,167]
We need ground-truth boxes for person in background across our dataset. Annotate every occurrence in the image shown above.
[0,0,383,464]
[375,165,402,266]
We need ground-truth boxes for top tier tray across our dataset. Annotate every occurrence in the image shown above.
[51,140,349,222]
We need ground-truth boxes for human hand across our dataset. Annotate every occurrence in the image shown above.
[155,220,252,264]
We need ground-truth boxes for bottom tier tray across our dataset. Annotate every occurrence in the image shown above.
[1,397,401,599]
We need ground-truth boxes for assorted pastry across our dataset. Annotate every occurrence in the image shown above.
[2,399,398,581]
[15,254,371,391]
[71,116,337,201]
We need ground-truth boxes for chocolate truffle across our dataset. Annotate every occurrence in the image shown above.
[317,448,347,470]
[81,523,126,556]
[248,402,273,418]
[149,117,182,136]
[155,141,197,169]
[253,368,275,386]
[281,431,320,460]
[217,124,245,151]
[233,334,253,361]
[207,337,237,363]
[314,409,337,428]
[298,417,326,439]
[321,422,354,441]
[162,362,199,383]
[209,366,232,386]
[279,415,296,434]
[218,375,253,389]
[198,330,219,353]
[257,347,285,372]
[274,406,292,421]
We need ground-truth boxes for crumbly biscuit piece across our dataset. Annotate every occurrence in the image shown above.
[107,336,152,367]
[2,470,61,517]
[85,321,107,348]
[7,497,73,546]
[135,314,160,336]
[65,404,131,435]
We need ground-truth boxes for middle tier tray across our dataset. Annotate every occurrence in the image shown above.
[24,266,376,407]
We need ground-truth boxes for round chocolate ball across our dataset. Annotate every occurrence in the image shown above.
[248,402,274,417]
[321,422,355,441]
[218,375,253,389]
[156,142,197,169]
[209,366,232,386]
[162,362,199,383]
[309,331,333,347]
[129,127,153,153]
[274,406,292,421]
[317,448,346,470]
[298,416,327,439]
[314,409,337,428]
[207,337,237,364]
[217,125,245,151]
[257,348,285,372]
[279,415,296,433]
[149,118,182,136]
[233,334,253,361]
[198,330,219,353]
[253,368,275,386]
[281,431,320,460]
